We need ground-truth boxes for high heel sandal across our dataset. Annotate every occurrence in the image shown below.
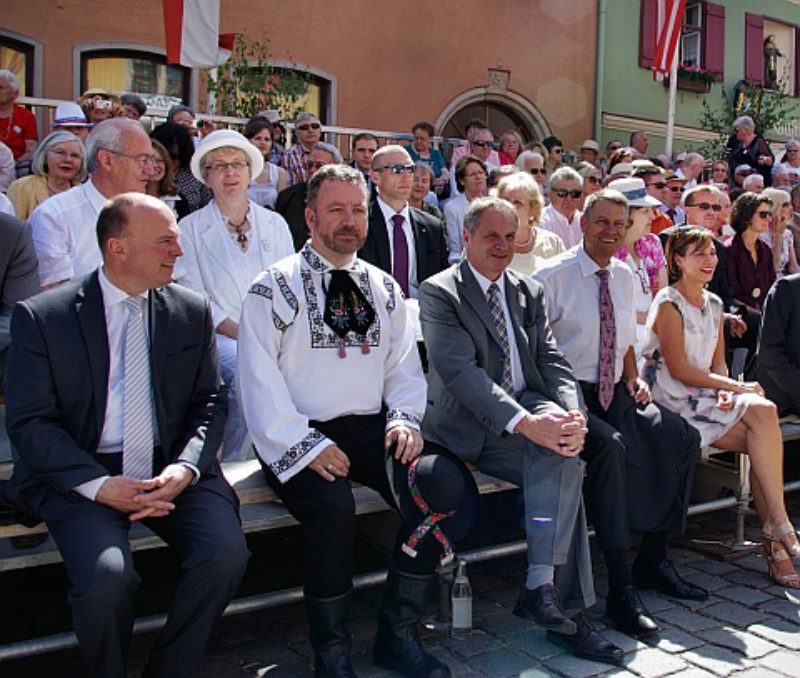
[764,540,800,589]
[763,522,800,560]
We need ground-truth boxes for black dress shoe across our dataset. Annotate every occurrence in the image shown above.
[633,559,709,601]
[512,583,577,634]
[547,612,623,666]
[606,586,659,637]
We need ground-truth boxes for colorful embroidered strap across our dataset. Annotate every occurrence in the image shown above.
[401,457,456,565]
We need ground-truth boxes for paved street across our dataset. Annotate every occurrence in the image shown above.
[3,486,800,677]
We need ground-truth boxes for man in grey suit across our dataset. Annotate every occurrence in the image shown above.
[0,211,39,394]
[419,197,622,665]
[3,194,249,677]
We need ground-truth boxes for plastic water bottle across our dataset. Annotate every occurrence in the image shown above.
[451,559,472,639]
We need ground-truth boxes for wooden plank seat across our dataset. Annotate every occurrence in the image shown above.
[0,459,517,572]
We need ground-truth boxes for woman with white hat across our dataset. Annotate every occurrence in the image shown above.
[609,177,666,360]
[175,129,295,459]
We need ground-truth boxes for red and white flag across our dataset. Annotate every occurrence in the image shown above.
[653,0,687,81]
[163,0,234,68]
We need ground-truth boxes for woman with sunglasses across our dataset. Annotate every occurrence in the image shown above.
[708,160,731,190]
[760,188,800,278]
[577,163,603,210]
[726,192,777,318]
[515,150,547,197]
[643,227,800,588]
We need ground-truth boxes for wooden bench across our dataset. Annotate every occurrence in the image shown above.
[0,460,517,572]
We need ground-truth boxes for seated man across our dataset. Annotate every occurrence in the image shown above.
[420,196,623,666]
[758,272,800,417]
[238,164,472,678]
[3,194,249,677]
[536,189,706,640]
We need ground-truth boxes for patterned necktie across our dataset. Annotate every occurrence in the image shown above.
[391,214,410,298]
[122,296,154,480]
[487,283,514,395]
[596,270,616,410]
[666,208,676,223]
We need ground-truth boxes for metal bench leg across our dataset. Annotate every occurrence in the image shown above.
[735,454,752,546]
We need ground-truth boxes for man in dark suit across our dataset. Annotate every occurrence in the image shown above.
[420,197,623,666]
[359,145,449,298]
[758,273,800,416]
[0,211,39,394]
[3,194,249,677]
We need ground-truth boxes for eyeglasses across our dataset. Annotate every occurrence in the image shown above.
[586,176,602,185]
[552,188,582,199]
[686,202,722,212]
[756,210,773,219]
[103,149,156,168]
[551,148,564,154]
[528,168,546,175]
[472,140,493,148]
[152,157,166,166]
[646,181,667,190]
[297,123,321,131]
[49,148,84,162]
[206,160,249,172]
[374,163,416,174]
[669,186,685,193]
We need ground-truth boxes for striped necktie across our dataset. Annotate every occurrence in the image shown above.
[122,296,154,480]
[487,282,514,395]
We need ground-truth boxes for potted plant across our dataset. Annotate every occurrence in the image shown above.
[664,63,718,93]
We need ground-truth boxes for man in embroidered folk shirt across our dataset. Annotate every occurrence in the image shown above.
[535,190,705,641]
[238,164,466,677]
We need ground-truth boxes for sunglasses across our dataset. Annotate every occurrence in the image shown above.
[647,181,667,190]
[551,148,564,154]
[669,186,685,193]
[297,123,321,131]
[552,188,583,199]
[472,140,493,148]
[687,202,722,212]
[756,210,773,219]
[375,163,416,174]
[528,168,546,175]
[585,176,602,185]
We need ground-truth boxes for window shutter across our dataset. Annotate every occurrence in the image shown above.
[640,0,658,68]
[744,13,764,85]
[703,2,725,80]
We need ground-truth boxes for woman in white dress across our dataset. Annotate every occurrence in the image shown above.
[243,116,287,209]
[176,130,294,459]
[643,227,800,588]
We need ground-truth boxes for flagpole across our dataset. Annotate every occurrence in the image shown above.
[665,54,679,159]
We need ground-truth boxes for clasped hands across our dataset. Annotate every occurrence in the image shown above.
[308,424,423,482]
[96,463,194,521]
[515,409,588,457]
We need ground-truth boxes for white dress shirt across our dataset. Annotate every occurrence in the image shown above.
[30,179,106,286]
[467,264,527,433]
[535,246,637,384]
[237,244,426,483]
[538,204,583,250]
[376,196,419,298]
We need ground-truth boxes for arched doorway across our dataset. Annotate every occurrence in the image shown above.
[436,89,550,144]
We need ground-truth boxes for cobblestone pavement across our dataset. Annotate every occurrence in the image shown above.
[3,497,800,676]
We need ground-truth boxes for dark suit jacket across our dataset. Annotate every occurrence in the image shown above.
[419,261,582,461]
[359,200,449,287]
[276,183,308,251]
[4,271,232,517]
[758,273,800,416]
[0,213,40,392]
[658,225,734,307]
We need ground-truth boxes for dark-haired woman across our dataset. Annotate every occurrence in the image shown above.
[643,228,799,588]
[150,121,211,214]
[243,116,287,209]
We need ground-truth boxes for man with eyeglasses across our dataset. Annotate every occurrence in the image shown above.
[29,118,155,289]
[282,111,323,186]
[539,166,584,249]
[276,142,342,251]
[359,145,448,299]
[658,170,687,226]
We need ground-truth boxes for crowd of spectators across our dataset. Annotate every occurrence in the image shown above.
[3,78,800,676]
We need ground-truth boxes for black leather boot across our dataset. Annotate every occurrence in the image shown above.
[305,589,357,677]
[372,568,451,678]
